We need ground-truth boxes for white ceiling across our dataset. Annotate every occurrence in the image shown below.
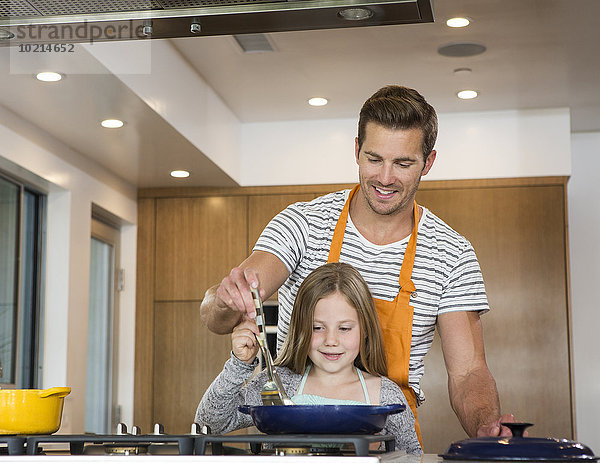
[1,0,599,189]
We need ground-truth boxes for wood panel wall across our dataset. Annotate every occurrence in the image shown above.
[134,198,155,431]
[135,177,573,450]
[135,185,337,433]
[155,196,248,301]
[415,181,572,452]
[153,302,231,432]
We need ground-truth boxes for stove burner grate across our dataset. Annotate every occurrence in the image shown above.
[0,436,26,456]
[197,433,395,456]
[1,428,395,457]
[23,433,195,456]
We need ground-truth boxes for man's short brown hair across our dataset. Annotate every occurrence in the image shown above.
[358,85,438,160]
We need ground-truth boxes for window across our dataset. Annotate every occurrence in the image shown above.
[0,172,45,388]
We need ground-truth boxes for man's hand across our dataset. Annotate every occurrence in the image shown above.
[215,266,264,320]
[200,251,290,334]
[231,319,260,364]
[477,413,522,437]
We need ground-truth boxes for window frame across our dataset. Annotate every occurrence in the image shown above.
[0,170,46,388]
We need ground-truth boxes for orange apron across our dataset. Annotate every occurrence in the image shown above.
[327,184,423,446]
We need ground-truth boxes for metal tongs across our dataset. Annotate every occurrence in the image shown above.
[250,287,294,406]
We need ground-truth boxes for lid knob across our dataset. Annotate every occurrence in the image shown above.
[500,422,533,437]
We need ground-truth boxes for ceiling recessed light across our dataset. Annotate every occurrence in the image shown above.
[308,97,328,107]
[446,17,470,28]
[101,119,124,128]
[457,90,478,100]
[36,71,63,82]
[338,7,373,21]
[170,170,190,178]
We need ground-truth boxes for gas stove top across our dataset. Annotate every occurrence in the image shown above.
[0,455,424,463]
[0,423,419,462]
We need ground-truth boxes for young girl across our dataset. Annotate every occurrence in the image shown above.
[195,262,422,454]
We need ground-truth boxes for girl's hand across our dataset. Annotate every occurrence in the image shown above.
[232,318,260,364]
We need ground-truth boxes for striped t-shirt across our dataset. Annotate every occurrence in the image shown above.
[254,189,489,404]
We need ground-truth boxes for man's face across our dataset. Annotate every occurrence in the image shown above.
[355,122,436,217]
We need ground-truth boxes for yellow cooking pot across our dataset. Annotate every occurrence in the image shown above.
[0,387,71,435]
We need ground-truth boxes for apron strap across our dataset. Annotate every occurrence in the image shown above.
[327,185,359,263]
[398,202,419,293]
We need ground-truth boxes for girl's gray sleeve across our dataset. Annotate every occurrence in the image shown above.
[194,353,263,434]
[380,377,423,455]
[195,354,301,435]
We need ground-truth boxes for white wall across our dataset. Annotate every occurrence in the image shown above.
[0,105,137,433]
[240,108,571,185]
[83,40,243,184]
[568,131,600,451]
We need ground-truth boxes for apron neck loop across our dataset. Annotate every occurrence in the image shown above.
[327,184,359,263]
[398,201,419,291]
[327,186,420,274]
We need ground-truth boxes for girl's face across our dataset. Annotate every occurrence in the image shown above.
[308,291,361,376]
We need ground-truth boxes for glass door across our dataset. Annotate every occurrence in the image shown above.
[85,217,120,433]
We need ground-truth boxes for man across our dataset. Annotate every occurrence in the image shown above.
[200,85,514,441]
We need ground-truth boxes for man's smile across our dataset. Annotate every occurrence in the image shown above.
[373,185,398,198]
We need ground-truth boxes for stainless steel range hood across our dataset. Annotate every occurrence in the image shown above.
[0,0,433,45]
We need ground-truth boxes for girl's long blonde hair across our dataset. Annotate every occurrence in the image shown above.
[276,262,388,376]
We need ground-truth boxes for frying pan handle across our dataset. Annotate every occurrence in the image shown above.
[369,404,406,415]
[238,405,251,415]
[39,387,71,399]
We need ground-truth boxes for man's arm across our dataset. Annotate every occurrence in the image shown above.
[437,310,513,437]
[200,250,290,334]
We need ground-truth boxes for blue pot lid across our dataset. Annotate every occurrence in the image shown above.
[440,423,598,461]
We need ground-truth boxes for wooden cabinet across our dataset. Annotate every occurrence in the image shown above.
[153,301,231,434]
[135,194,250,432]
[134,198,156,430]
[135,186,343,432]
[416,180,572,452]
[155,196,248,301]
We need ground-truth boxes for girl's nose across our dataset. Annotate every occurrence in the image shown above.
[324,330,339,346]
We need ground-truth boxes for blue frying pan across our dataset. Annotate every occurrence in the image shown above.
[238,404,405,434]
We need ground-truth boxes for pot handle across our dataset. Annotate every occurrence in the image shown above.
[39,387,71,399]
[500,422,533,437]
